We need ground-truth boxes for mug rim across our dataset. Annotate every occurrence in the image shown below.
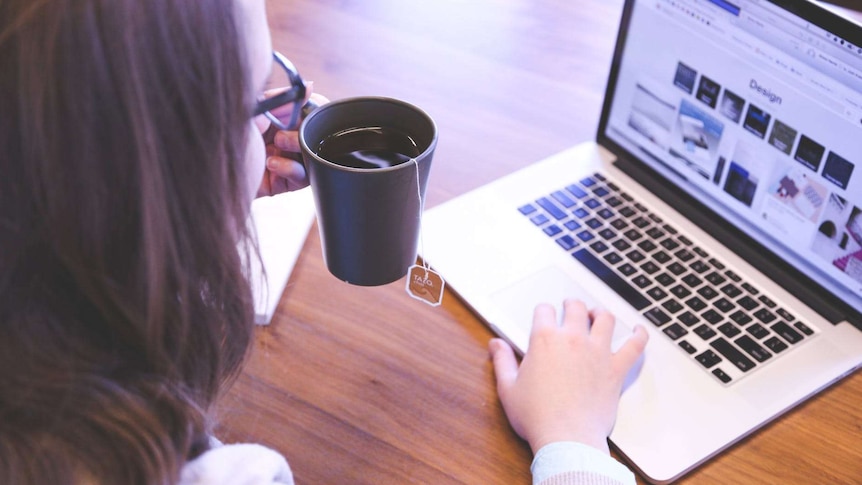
[298,96,438,173]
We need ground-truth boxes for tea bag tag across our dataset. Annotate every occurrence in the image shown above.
[406,265,445,306]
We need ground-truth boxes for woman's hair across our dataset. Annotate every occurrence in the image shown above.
[0,0,257,483]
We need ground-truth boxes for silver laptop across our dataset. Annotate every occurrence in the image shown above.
[422,0,862,482]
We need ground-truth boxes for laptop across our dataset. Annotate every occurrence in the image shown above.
[422,0,862,482]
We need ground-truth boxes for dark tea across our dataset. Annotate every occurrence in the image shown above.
[316,126,420,169]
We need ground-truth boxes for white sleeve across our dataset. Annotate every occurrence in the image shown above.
[531,442,636,485]
[179,443,294,485]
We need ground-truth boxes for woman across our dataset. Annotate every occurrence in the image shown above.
[0,0,647,484]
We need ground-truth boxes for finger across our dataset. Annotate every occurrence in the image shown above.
[588,308,616,345]
[489,338,519,396]
[532,303,558,331]
[612,325,649,375]
[274,130,301,152]
[265,157,309,193]
[560,299,590,334]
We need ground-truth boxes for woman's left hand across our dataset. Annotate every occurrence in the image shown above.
[257,89,328,197]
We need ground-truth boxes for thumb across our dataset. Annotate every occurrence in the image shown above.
[489,338,519,395]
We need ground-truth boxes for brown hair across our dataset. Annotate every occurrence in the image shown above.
[0,0,257,483]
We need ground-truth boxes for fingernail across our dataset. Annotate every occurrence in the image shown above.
[266,157,279,170]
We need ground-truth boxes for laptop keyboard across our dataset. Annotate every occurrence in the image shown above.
[518,172,817,385]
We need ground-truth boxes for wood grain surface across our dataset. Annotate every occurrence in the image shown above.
[214,1,862,483]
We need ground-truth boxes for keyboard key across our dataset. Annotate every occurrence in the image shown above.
[694,324,717,340]
[604,252,623,265]
[702,309,723,324]
[606,196,623,207]
[640,261,660,275]
[693,246,709,258]
[632,275,652,289]
[696,350,722,368]
[758,295,776,308]
[735,335,772,362]
[710,338,756,372]
[606,181,618,191]
[663,323,688,340]
[566,184,588,199]
[518,204,537,215]
[771,321,803,344]
[585,217,603,229]
[536,197,567,220]
[646,287,668,301]
[555,235,578,251]
[667,262,687,275]
[653,251,671,264]
[598,228,616,240]
[612,239,631,251]
[572,249,650,310]
[708,258,726,270]
[573,208,590,219]
[593,172,607,182]
[685,296,708,312]
[620,192,634,202]
[593,186,610,198]
[634,202,648,212]
[718,322,741,338]
[580,176,597,187]
[679,340,697,354]
[741,282,759,295]
[681,274,703,288]
[675,248,695,262]
[646,227,665,239]
[729,310,753,326]
[551,190,576,208]
[737,296,759,311]
[689,260,710,273]
[697,286,719,300]
[584,198,601,209]
[713,297,736,313]
[627,249,646,262]
[619,206,637,218]
[564,220,581,231]
[597,208,615,219]
[618,263,637,276]
[644,307,671,326]
[624,229,643,241]
[638,240,658,252]
[712,368,732,383]
[794,321,814,336]
[543,225,562,236]
[576,230,595,242]
[648,213,663,224]
[662,299,684,314]
[776,308,795,321]
[660,238,680,251]
[747,323,770,339]
[679,311,700,327]
[632,216,650,228]
[753,308,777,324]
[655,273,676,287]
[705,271,726,285]
[610,218,629,230]
[764,336,789,353]
[663,224,678,235]
[590,241,609,253]
[670,284,692,299]
[677,235,693,245]
[720,283,742,298]
[530,214,550,225]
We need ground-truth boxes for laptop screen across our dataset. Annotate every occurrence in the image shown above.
[600,0,862,318]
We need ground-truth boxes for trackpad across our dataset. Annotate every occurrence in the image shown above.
[489,267,644,388]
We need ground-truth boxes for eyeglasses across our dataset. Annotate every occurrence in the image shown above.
[252,51,307,130]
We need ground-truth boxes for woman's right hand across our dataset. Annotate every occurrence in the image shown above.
[489,299,648,454]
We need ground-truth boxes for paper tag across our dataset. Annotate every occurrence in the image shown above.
[406,265,445,306]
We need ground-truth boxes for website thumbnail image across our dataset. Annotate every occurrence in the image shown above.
[623,60,862,288]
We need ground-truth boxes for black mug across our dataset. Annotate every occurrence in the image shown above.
[299,97,437,286]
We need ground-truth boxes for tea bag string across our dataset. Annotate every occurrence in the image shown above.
[411,158,430,277]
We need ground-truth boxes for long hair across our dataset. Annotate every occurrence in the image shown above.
[0,0,257,483]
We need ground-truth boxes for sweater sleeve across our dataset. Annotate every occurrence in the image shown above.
[178,443,294,485]
[531,442,636,485]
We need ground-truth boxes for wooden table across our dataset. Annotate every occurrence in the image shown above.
[215,1,862,483]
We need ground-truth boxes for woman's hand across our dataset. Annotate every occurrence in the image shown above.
[256,88,329,197]
[489,299,648,455]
